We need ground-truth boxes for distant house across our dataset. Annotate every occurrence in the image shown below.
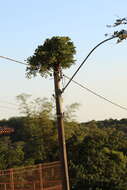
[0,126,14,135]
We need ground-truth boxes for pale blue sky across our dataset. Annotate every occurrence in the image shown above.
[0,0,127,121]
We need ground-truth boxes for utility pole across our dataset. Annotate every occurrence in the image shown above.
[53,64,70,190]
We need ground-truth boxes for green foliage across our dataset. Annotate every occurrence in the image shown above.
[1,96,127,190]
[64,103,80,139]
[68,125,127,190]
[0,137,24,169]
[16,94,59,162]
[26,36,76,77]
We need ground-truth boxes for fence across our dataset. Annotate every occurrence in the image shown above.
[0,161,62,190]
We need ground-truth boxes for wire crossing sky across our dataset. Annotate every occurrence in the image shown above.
[0,0,127,121]
[1,55,127,113]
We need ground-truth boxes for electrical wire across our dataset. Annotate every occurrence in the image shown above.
[0,105,18,110]
[0,101,18,106]
[63,74,127,112]
[1,56,127,111]
[0,56,27,65]
[62,36,116,93]
[0,56,26,113]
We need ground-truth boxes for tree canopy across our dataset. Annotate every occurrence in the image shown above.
[26,36,76,78]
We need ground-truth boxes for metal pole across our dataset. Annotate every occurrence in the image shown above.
[53,65,70,190]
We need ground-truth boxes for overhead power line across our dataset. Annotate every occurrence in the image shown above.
[0,56,27,65]
[63,74,127,112]
[0,100,18,107]
[62,36,116,93]
[0,105,18,110]
[0,56,127,112]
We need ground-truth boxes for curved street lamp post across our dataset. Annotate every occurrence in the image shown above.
[62,30,127,93]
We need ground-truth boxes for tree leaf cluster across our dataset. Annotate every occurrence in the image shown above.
[26,36,76,78]
[0,94,79,169]
[68,121,127,190]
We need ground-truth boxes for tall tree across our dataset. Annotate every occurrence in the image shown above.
[26,36,76,190]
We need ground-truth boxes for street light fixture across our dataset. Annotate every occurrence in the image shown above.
[62,29,127,93]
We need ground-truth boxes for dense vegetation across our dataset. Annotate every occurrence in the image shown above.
[0,95,127,189]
